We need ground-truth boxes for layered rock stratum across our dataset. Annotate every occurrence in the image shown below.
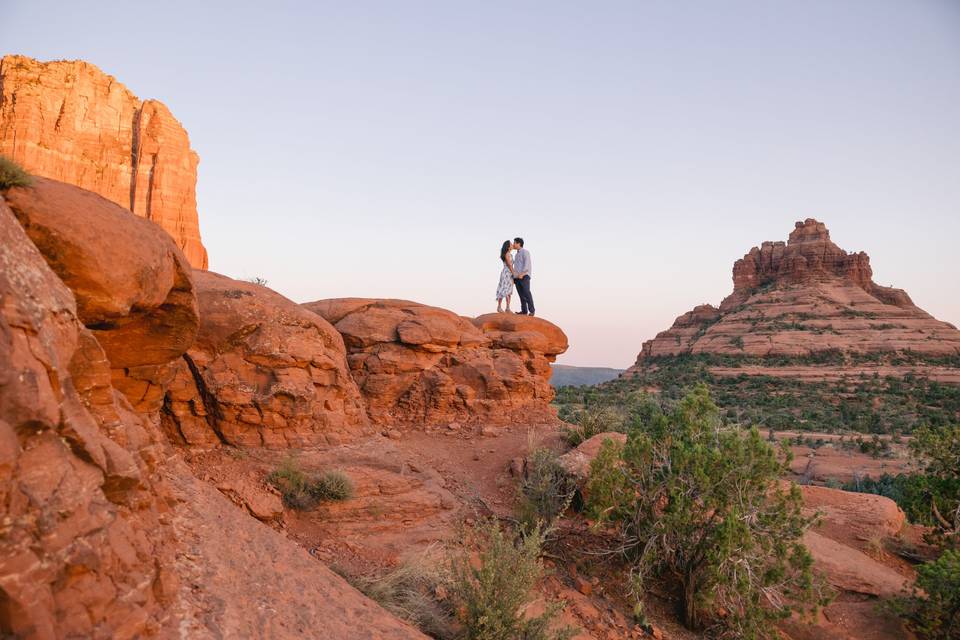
[626,218,960,378]
[0,55,208,268]
[304,299,569,426]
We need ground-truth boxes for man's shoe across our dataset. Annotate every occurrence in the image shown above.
[515,311,527,315]
[529,312,535,317]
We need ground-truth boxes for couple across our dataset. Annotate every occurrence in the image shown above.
[495,237,535,316]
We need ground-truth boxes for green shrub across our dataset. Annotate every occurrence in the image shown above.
[562,407,619,446]
[0,156,31,190]
[887,549,960,639]
[312,469,354,501]
[517,448,576,532]
[267,458,353,510]
[450,521,573,640]
[911,424,960,538]
[586,385,828,637]
[336,550,457,639]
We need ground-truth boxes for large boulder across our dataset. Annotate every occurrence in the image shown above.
[802,530,910,597]
[0,195,176,638]
[304,299,569,426]
[3,177,199,415]
[0,54,208,268]
[799,484,906,546]
[162,272,370,448]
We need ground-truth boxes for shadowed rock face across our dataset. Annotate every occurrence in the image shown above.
[627,218,960,369]
[0,55,208,268]
[162,271,370,448]
[305,299,569,426]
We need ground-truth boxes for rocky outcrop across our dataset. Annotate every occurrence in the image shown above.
[0,188,178,638]
[0,180,428,639]
[4,177,199,415]
[627,218,960,372]
[163,271,370,448]
[304,299,568,426]
[0,55,208,268]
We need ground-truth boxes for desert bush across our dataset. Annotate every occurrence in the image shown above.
[586,385,828,638]
[0,156,31,190]
[843,472,960,529]
[887,549,960,639]
[337,550,457,639]
[517,448,576,532]
[450,521,573,640]
[267,458,353,510]
[562,407,619,446]
[910,424,960,539]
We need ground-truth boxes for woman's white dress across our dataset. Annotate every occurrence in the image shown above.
[496,260,514,299]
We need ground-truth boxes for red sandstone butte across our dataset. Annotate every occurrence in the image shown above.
[0,54,208,268]
[626,218,960,374]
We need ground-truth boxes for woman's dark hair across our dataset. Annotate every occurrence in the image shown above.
[500,240,512,263]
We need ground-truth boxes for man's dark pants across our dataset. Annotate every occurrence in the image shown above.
[514,276,535,315]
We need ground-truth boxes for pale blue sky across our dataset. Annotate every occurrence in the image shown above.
[3,1,959,366]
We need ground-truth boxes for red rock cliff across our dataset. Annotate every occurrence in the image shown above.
[0,55,208,268]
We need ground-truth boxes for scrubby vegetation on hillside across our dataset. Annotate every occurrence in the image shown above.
[555,354,960,434]
[267,458,354,509]
[843,423,960,539]
[887,549,960,639]
[585,386,828,638]
[451,522,574,640]
[337,521,574,640]
[0,156,32,190]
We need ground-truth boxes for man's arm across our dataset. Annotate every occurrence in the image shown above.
[518,250,531,277]
[515,250,529,277]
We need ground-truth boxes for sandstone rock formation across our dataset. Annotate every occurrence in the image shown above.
[0,55,208,268]
[304,299,569,426]
[626,218,960,373]
[162,271,370,448]
[0,187,178,638]
[4,177,199,416]
[794,486,914,639]
[0,179,427,639]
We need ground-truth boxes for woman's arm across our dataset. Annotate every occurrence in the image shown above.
[505,253,516,275]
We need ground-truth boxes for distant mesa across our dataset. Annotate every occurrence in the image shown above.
[0,54,208,268]
[550,364,623,387]
[625,218,960,379]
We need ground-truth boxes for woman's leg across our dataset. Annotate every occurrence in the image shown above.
[505,294,512,312]
[496,297,503,312]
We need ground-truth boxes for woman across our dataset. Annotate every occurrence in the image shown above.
[496,239,516,313]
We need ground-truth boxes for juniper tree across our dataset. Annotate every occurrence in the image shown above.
[587,384,827,638]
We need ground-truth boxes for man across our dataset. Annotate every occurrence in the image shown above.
[512,237,535,316]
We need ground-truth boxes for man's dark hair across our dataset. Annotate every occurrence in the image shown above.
[514,237,524,247]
